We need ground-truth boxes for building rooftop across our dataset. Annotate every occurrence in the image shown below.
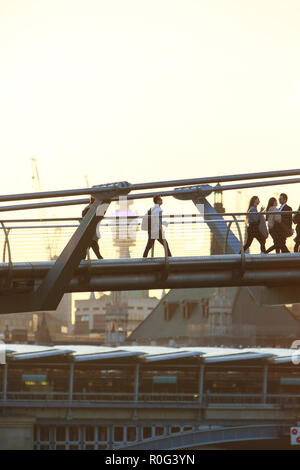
[2,343,299,365]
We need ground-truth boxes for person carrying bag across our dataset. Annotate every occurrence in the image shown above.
[142,195,172,258]
[243,195,267,254]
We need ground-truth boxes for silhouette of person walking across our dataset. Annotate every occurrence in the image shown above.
[243,196,266,253]
[293,205,300,253]
[82,196,103,259]
[277,193,293,253]
[265,197,282,253]
[142,195,172,258]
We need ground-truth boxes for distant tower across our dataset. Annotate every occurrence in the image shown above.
[208,288,232,328]
[112,200,138,259]
[210,186,225,255]
[105,294,128,346]
[35,313,52,346]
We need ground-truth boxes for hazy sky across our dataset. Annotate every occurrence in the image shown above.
[1,0,300,212]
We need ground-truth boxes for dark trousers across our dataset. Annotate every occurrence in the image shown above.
[277,234,289,253]
[275,224,290,253]
[294,226,300,253]
[82,240,103,260]
[90,240,103,259]
[267,226,282,253]
[143,234,172,257]
[243,223,266,253]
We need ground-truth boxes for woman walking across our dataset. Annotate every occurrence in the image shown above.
[243,196,266,253]
[265,197,282,253]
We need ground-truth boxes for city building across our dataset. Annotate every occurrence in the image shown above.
[128,287,300,348]
[74,291,159,343]
[0,294,72,343]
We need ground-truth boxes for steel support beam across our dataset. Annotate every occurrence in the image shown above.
[195,198,241,254]
[33,182,131,310]
[0,182,131,313]
[172,185,241,254]
[32,196,111,310]
[1,255,300,312]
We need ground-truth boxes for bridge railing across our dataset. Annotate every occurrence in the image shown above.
[2,390,300,407]
[0,211,299,262]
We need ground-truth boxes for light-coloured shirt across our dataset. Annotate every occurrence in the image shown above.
[149,204,166,239]
[267,206,281,229]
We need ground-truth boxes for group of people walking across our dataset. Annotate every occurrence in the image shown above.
[243,193,300,254]
[80,194,172,260]
[81,192,300,260]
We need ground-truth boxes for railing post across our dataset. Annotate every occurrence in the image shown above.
[198,364,205,405]
[69,363,74,403]
[262,365,268,404]
[134,364,140,403]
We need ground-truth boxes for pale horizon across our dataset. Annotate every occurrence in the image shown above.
[1,1,300,201]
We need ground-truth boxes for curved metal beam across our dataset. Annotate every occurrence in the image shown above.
[0,169,299,202]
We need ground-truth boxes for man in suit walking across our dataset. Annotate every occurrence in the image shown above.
[278,193,292,253]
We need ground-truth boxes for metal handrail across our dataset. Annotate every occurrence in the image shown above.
[2,391,300,405]
[1,210,300,221]
[0,169,299,202]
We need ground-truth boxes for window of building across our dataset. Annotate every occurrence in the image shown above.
[85,427,95,441]
[183,301,197,320]
[68,427,79,442]
[56,426,66,441]
[155,426,164,436]
[164,302,179,321]
[80,315,89,322]
[143,427,152,439]
[171,426,180,434]
[127,427,136,442]
[98,426,107,441]
[183,426,193,432]
[40,426,50,441]
[114,427,124,442]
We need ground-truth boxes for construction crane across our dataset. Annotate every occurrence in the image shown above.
[30,156,61,260]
